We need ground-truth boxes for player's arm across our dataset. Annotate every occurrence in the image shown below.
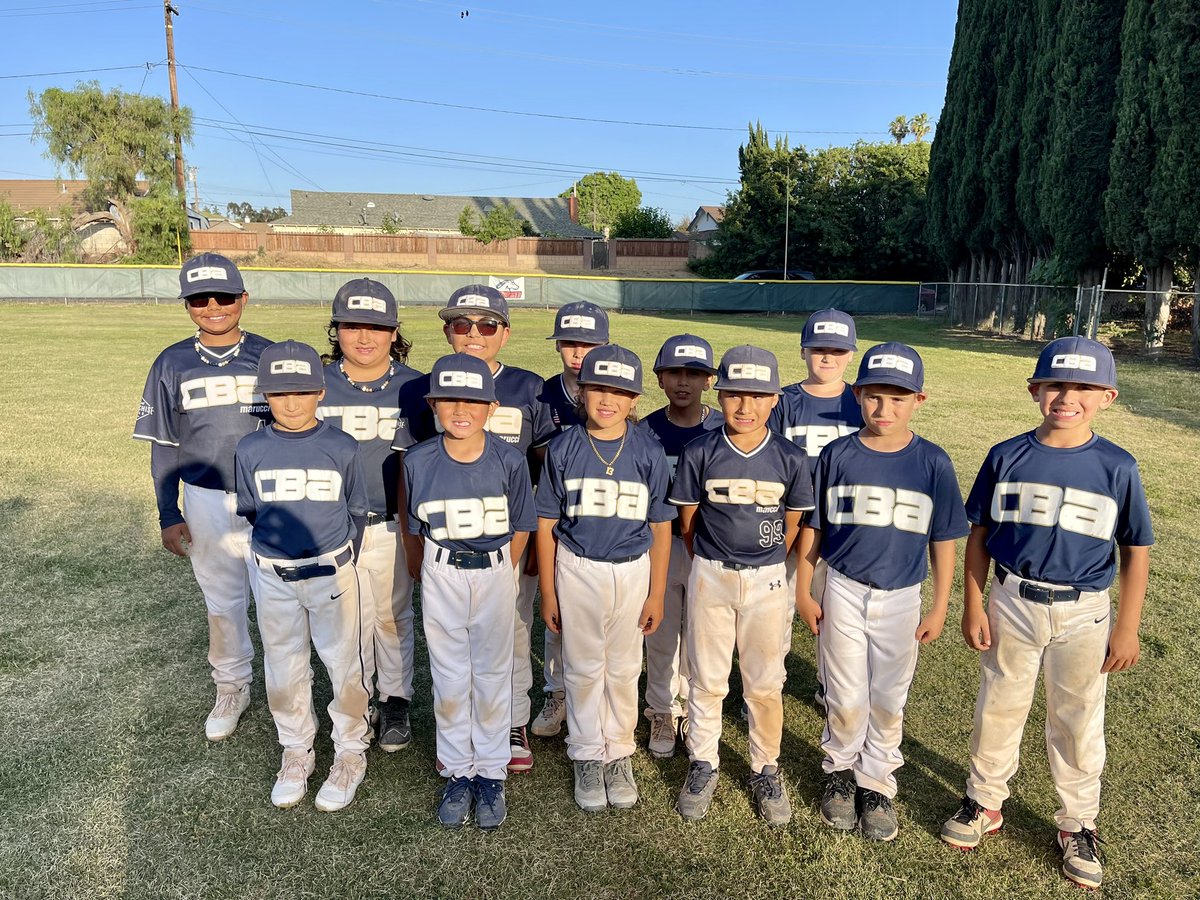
[1103,544,1149,673]
[795,524,823,635]
[917,538,957,644]
[152,442,190,557]
[510,530,531,570]
[521,450,545,578]
[640,520,672,636]
[782,507,802,555]
[961,525,992,651]
[396,452,424,582]
[536,517,561,633]
[677,504,699,557]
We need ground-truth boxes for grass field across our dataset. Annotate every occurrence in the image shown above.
[1,304,1197,900]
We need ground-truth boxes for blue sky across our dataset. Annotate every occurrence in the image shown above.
[0,0,959,221]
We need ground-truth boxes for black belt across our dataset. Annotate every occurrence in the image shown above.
[998,567,1081,604]
[268,546,353,582]
[721,561,756,571]
[435,546,504,570]
[366,512,392,527]
[602,553,642,564]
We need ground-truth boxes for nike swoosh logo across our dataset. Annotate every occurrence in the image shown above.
[1094,615,1109,624]
[331,590,348,601]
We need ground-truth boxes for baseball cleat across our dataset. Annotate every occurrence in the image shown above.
[676,761,718,822]
[574,760,607,812]
[531,691,566,737]
[748,765,792,827]
[1058,828,1104,889]
[603,756,639,809]
[472,777,507,831]
[205,684,250,741]
[646,709,678,759]
[438,776,474,828]
[819,770,857,830]
[377,697,412,752]
[270,748,316,809]
[314,751,367,812]
[508,726,533,773]
[858,788,899,841]
[940,796,1004,849]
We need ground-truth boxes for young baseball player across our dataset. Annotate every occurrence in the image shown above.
[133,252,271,741]
[638,334,723,758]
[319,278,422,754]
[392,284,550,773]
[796,341,969,842]
[670,346,814,826]
[939,337,1152,890]
[536,345,674,812]
[404,353,537,831]
[529,300,610,741]
[234,341,372,812]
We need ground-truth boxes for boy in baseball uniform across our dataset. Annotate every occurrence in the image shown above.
[796,342,968,841]
[235,341,371,812]
[404,353,536,831]
[133,253,271,741]
[940,337,1152,890]
[670,346,814,826]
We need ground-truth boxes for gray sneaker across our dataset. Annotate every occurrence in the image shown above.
[437,776,474,828]
[603,756,639,809]
[748,765,792,826]
[645,709,678,759]
[940,796,1003,849]
[472,776,507,831]
[1058,828,1104,889]
[574,760,606,812]
[676,761,718,822]
[858,788,899,841]
[820,770,857,830]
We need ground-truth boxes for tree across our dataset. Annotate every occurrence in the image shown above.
[224,201,287,223]
[888,116,910,145]
[611,206,674,239]
[458,203,534,243]
[0,199,25,260]
[909,113,932,142]
[379,212,403,234]
[561,172,641,234]
[29,81,192,259]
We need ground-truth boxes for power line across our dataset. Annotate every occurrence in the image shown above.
[0,64,153,79]
[0,3,154,17]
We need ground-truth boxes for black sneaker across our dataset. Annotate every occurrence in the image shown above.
[747,765,792,826]
[473,776,507,831]
[858,788,899,841]
[437,776,474,828]
[675,761,718,821]
[377,697,411,752]
[819,770,857,830]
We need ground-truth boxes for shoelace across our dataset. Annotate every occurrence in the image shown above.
[748,771,782,801]
[609,760,635,789]
[541,696,565,719]
[1066,828,1105,862]
[212,691,244,719]
[953,795,984,824]
[579,762,603,792]
[277,753,310,781]
[444,777,472,804]
[685,764,714,794]
[510,727,528,748]
[826,774,853,802]
[861,790,891,813]
[327,755,364,790]
[649,714,675,743]
[474,777,503,809]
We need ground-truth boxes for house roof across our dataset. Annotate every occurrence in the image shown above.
[275,191,602,238]
[0,179,88,213]
[686,205,725,232]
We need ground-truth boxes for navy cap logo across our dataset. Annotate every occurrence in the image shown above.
[867,353,915,375]
[269,359,312,376]
[186,265,229,283]
[346,295,388,313]
[438,370,485,389]
[728,363,772,381]
[813,321,850,337]
[1050,353,1097,372]
[455,294,491,308]
[674,345,708,360]
[594,360,636,380]
[559,313,596,330]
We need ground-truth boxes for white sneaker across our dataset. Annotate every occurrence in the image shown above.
[315,751,367,812]
[271,748,315,809]
[1059,828,1104,889]
[531,690,566,737]
[205,685,250,741]
[646,709,678,759]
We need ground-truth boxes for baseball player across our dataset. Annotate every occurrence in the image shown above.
[404,353,536,831]
[234,340,371,812]
[536,345,674,812]
[529,300,610,740]
[392,284,550,773]
[670,346,814,826]
[132,252,271,741]
[796,342,968,842]
[317,278,422,753]
[939,337,1152,890]
[638,334,723,758]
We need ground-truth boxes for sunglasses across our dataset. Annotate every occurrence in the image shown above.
[448,316,503,337]
[185,294,241,309]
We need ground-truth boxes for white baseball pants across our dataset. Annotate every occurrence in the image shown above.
[644,536,690,717]
[512,551,565,726]
[357,518,415,702]
[556,547,649,763]
[181,483,256,690]
[422,542,515,781]
[966,574,1112,832]
[819,566,922,798]
[686,556,790,773]
[253,545,371,755]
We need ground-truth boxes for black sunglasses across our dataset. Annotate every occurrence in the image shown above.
[185,294,241,309]
[448,316,503,337]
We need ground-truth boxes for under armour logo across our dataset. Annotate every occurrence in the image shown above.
[769,580,782,590]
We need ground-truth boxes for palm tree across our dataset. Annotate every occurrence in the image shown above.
[909,112,932,142]
[888,115,910,145]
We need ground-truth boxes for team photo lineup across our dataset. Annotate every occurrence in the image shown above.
[134,252,1152,891]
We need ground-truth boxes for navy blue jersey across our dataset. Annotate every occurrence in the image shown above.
[812,433,970,590]
[534,373,585,447]
[403,433,537,553]
[966,431,1154,591]
[134,333,273,526]
[769,382,864,460]
[536,424,675,560]
[317,361,422,516]
[235,421,368,560]
[639,406,726,482]
[670,429,814,567]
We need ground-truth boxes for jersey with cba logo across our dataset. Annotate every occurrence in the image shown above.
[403,433,537,553]
[966,431,1153,591]
[769,382,863,464]
[534,373,585,447]
[813,432,969,590]
[536,425,675,560]
[639,407,726,482]
[670,429,814,567]
[235,421,368,560]
[318,361,422,516]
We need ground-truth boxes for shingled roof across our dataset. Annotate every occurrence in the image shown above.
[275,191,602,238]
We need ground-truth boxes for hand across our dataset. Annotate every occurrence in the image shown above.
[1101,627,1140,673]
[794,593,822,636]
[541,593,561,634]
[639,595,665,636]
[961,605,991,651]
[915,608,947,644]
[161,523,192,558]
[523,549,539,578]
[402,534,423,582]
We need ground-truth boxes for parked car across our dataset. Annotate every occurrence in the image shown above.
[731,269,816,281]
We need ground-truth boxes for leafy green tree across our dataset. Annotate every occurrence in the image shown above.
[129,193,190,264]
[458,204,534,243]
[0,199,26,260]
[561,172,641,234]
[379,212,403,234]
[611,206,674,239]
[888,116,910,144]
[225,201,287,223]
[909,113,932,142]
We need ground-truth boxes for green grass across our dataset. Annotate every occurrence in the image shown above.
[1,304,1197,899]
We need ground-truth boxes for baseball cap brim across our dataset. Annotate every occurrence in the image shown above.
[1027,374,1116,389]
[853,373,921,392]
[438,306,510,325]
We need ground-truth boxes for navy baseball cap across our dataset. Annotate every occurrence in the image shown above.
[653,334,717,374]
[1028,337,1117,389]
[548,301,610,343]
[438,284,510,325]
[802,308,857,350]
[332,278,398,328]
[179,252,245,299]
[854,342,924,393]
[257,340,325,394]
[425,353,498,403]
[578,344,643,394]
[714,345,783,394]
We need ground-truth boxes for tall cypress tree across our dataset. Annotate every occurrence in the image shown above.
[1014,0,1063,258]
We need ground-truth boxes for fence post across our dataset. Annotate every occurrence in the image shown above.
[1072,286,1082,336]
[997,282,1007,334]
[971,284,979,329]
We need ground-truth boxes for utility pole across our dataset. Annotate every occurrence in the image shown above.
[164,0,185,207]
[187,165,199,211]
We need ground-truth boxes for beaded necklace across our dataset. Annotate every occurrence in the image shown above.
[193,330,245,367]
[339,359,396,394]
